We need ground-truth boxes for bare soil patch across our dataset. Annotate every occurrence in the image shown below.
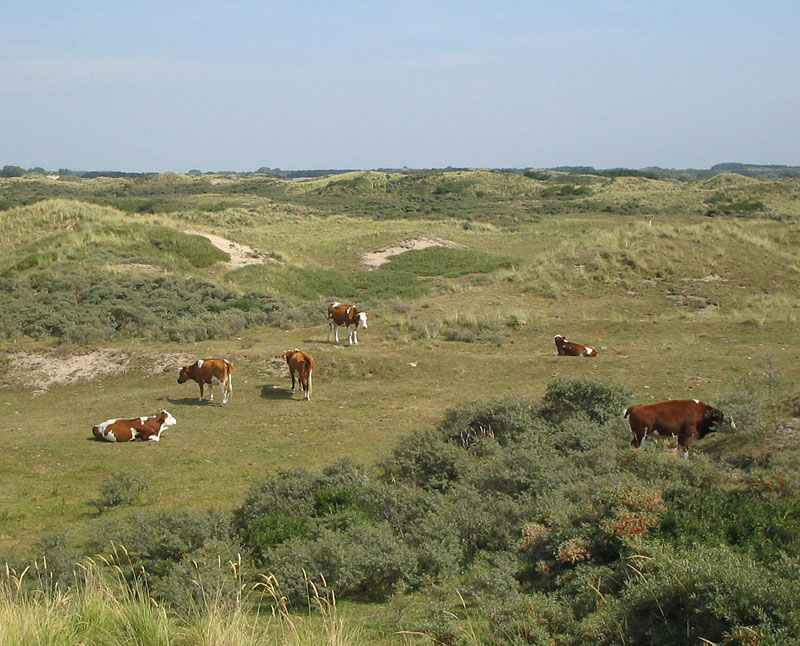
[360,235,464,269]
[185,229,273,269]
[1,349,195,392]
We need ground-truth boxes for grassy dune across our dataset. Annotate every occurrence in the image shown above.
[1,170,799,643]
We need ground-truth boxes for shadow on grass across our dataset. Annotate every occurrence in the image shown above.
[165,397,221,407]
[261,384,293,400]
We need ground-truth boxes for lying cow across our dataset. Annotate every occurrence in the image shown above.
[177,358,234,405]
[93,410,177,442]
[327,302,367,345]
[282,349,315,400]
[554,334,597,357]
[624,398,733,458]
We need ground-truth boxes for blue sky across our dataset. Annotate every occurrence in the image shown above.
[1,1,798,172]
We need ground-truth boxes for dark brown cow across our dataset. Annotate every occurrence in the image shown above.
[624,399,733,458]
[178,358,234,405]
[282,348,315,400]
[554,335,597,357]
[327,302,368,345]
[93,410,177,442]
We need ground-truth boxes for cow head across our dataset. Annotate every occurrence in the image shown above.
[699,406,727,438]
[357,312,368,329]
[177,363,195,384]
[156,409,178,429]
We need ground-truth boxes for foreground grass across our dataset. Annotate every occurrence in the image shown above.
[0,555,375,646]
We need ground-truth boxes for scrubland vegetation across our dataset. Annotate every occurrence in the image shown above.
[1,168,799,644]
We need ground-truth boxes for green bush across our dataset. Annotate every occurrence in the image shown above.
[589,542,800,646]
[438,396,540,447]
[384,428,471,491]
[541,377,631,425]
[265,522,417,604]
[92,509,233,580]
[90,471,151,512]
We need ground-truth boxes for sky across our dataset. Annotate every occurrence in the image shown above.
[1,1,798,173]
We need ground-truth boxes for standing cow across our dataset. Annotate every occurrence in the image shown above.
[624,399,733,458]
[282,349,315,400]
[327,302,367,345]
[177,358,234,405]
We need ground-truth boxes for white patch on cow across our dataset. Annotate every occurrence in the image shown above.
[358,312,368,328]
[162,411,177,427]
[148,435,160,442]
[197,359,204,368]
[331,302,341,308]
[139,416,148,424]
[693,398,700,404]
[586,347,595,356]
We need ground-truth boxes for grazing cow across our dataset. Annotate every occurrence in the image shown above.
[554,334,597,357]
[93,410,177,442]
[282,349,315,400]
[177,358,234,405]
[327,302,368,345]
[624,399,733,458]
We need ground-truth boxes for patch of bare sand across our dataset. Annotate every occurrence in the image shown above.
[361,235,464,269]
[185,229,273,269]
[1,349,196,393]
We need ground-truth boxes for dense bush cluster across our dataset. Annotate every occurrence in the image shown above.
[15,377,796,644]
[0,268,320,343]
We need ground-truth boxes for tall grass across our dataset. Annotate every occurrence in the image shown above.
[0,554,366,646]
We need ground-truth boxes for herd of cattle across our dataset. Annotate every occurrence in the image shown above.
[92,302,733,457]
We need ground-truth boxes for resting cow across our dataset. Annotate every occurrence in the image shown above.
[177,358,234,405]
[282,349,315,400]
[93,410,177,442]
[554,335,597,357]
[624,399,733,458]
[327,302,367,345]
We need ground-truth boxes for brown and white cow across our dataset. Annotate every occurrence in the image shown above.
[624,399,733,458]
[554,335,597,357]
[282,349,315,400]
[93,410,177,442]
[327,302,367,345]
[177,358,234,405]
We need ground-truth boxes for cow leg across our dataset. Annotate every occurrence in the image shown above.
[199,383,206,402]
[349,325,358,345]
[290,371,297,393]
[212,376,226,405]
[304,370,312,401]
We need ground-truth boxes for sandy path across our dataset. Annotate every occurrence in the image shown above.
[360,235,463,269]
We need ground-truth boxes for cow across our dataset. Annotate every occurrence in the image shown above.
[326,302,367,345]
[177,358,234,405]
[624,399,734,458]
[93,410,177,442]
[282,349,315,400]
[554,334,597,357]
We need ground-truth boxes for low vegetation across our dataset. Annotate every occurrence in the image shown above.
[1,169,799,644]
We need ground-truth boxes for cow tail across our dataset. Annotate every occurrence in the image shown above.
[305,356,313,397]
[623,407,631,418]
[226,361,234,396]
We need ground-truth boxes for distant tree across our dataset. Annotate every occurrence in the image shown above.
[28,166,48,175]
[187,169,203,176]
[1,165,25,177]
[58,168,76,176]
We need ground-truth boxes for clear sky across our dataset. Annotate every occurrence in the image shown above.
[2,1,798,173]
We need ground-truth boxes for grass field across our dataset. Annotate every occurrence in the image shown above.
[1,170,799,643]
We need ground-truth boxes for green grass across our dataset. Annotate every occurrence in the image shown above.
[1,171,799,642]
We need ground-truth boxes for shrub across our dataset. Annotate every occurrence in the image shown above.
[438,396,540,447]
[384,428,471,491]
[90,471,151,512]
[541,377,631,425]
[589,543,800,646]
[265,522,417,604]
[92,509,233,580]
